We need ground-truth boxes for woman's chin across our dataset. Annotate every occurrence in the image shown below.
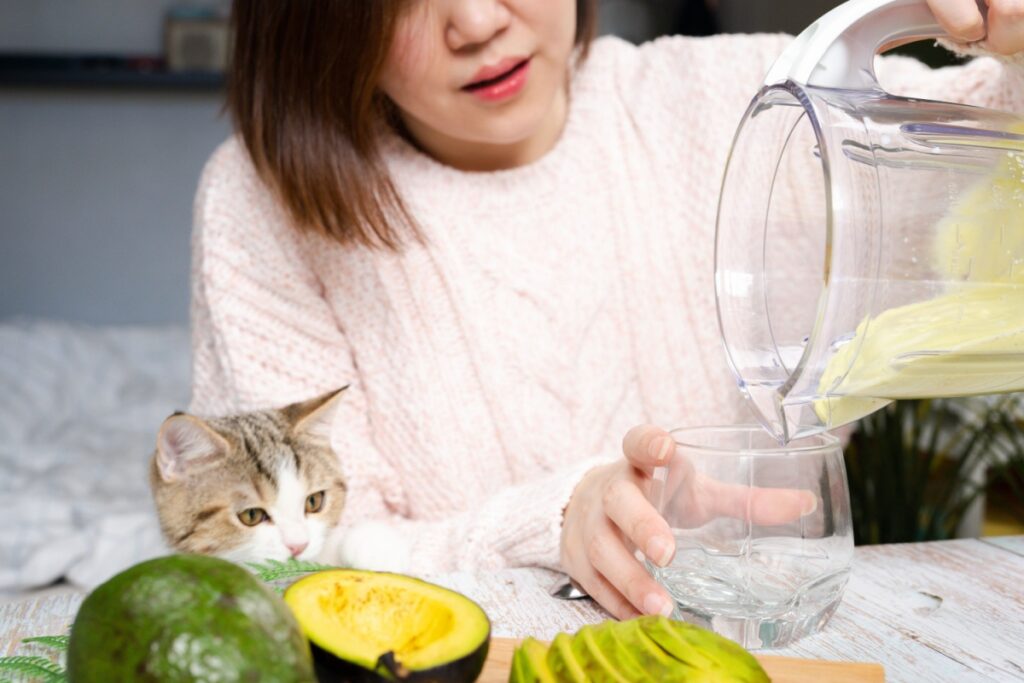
[457,93,556,141]
[477,120,552,149]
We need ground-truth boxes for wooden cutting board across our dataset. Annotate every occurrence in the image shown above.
[479,638,885,682]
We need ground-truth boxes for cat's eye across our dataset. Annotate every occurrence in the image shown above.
[305,491,325,514]
[238,508,268,526]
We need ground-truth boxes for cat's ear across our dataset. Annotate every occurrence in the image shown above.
[286,385,350,444]
[155,414,228,483]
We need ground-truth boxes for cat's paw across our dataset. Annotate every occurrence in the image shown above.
[333,521,411,573]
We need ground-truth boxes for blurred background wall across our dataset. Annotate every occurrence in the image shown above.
[0,0,230,325]
[0,0,844,326]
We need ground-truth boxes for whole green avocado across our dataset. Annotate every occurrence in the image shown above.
[67,554,316,683]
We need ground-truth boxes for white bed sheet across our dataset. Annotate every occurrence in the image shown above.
[0,319,188,593]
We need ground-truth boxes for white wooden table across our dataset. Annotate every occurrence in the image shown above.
[3,537,1022,682]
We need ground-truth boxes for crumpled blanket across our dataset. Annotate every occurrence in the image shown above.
[0,318,189,592]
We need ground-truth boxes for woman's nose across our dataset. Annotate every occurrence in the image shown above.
[445,0,512,52]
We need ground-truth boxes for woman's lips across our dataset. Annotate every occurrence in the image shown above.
[462,57,531,103]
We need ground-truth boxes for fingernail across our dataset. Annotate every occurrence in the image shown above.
[643,593,674,618]
[646,537,674,567]
[802,494,818,516]
[649,436,673,463]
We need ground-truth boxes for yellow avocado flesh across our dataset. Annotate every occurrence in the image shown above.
[284,570,489,672]
[816,135,1024,426]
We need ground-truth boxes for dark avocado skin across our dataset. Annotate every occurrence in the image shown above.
[66,555,316,683]
[311,637,490,683]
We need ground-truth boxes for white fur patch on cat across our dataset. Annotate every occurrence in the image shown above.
[219,460,326,565]
[270,459,313,558]
[334,521,411,573]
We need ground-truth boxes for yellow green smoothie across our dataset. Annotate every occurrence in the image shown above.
[815,139,1024,427]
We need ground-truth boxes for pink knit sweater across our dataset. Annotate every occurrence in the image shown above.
[189,34,1024,573]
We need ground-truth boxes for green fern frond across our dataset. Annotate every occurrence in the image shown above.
[0,655,66,682]
[246,557,337,582]
[20,637,69,652]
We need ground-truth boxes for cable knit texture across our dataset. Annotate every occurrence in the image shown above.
[189,34,1024,573]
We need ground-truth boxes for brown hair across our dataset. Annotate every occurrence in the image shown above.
[228,1,597,251]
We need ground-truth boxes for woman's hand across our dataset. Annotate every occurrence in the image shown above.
[560,425,820,620]
[559,426,678,620]
[927,0,1024,55]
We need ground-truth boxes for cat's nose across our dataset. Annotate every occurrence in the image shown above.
[287,541,309,557]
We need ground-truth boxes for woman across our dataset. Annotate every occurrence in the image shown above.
[189,0,1024,620]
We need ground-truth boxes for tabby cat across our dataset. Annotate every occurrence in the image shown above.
[150,387,349,564]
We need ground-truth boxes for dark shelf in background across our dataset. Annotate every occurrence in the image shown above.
[0,54,224,91]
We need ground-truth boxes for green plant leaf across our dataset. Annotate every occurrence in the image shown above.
[246,557,338,583]
[986,409,1024,523]
[20,637,69,652]
[845,394,1023,545]
[0,655,66,682]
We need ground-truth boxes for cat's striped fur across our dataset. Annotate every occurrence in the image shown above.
[150,388,348,563]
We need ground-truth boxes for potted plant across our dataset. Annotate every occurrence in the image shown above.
[844,395,1024,545]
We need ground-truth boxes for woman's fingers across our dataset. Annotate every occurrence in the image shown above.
[621,424,675,472]
[703,478,818,526]
[928,0,988,41]
[585,520,674,618]
[986,0,1024,55]
[928,0,1024,55]
[560,462,660,620]
[572,564,642,622]
[602,478,675,567]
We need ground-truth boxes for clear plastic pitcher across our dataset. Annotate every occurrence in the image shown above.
[715,0,1024,443]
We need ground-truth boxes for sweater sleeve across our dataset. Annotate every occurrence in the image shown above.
[188,138,613,573]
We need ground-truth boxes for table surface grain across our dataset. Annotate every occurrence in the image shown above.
[2,537,1022,683]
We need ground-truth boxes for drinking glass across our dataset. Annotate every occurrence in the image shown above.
[644,426,854,649]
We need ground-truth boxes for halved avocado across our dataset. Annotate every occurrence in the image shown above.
[284,570,490,682]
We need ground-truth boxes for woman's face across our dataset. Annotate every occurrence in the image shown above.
[379,0,577,169]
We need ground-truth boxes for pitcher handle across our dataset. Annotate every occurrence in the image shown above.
[764,0,987,90]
